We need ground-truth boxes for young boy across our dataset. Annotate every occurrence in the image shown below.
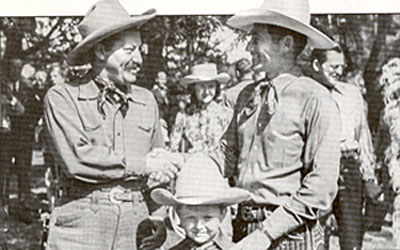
[151,153,250,250]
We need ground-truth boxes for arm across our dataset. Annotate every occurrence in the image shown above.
[356,96,377,182]
[263,95,341,240]
[44,87,126,183]
[169,112,185,153]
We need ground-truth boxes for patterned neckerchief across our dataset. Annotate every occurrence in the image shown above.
[93,76,129,118]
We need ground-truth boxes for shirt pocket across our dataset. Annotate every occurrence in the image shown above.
[76,100,103,131]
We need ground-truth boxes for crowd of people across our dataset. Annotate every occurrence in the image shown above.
[0,0,398,249]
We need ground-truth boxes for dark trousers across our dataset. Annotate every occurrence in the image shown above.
[333,156,363,250]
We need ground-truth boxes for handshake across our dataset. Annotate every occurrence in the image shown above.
[145,148,185,185]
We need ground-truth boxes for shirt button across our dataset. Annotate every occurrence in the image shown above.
[258,123,262,127]
[117,132,121,136]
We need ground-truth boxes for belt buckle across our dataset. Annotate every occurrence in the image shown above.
[109,187,124,204]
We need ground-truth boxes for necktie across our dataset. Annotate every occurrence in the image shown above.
[256,80,277,134]
[93,76,129,118]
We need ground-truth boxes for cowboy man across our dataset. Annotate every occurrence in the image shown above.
[217,0,342,249]
[44,0,183,249]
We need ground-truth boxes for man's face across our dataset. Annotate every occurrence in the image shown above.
[246,25,281,78]
[194,81,217,105]
[103,30,143,87]
[177,205,225,244]
[50,68,64,85]
[319,50,346,87]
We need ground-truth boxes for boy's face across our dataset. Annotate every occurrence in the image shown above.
[177,205,226,244]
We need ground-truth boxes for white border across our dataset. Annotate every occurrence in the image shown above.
[0,0,399,16]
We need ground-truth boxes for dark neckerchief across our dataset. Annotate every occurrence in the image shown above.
[93,76,129,118]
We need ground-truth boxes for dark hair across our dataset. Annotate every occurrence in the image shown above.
[185,81,221,115]
[311,46,343,65]
[254,23,307,57]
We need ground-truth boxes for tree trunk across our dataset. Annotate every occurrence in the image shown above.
[363,14,391,132]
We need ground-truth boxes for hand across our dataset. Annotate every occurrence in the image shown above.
[146,148,184,184]
[229,230,271,250]
[139,220,167,250]
[364,180,383,203]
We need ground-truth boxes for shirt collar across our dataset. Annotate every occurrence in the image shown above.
[269,66,303,97]
[77,79,147,106]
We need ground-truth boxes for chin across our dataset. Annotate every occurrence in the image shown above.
[192,234,212,244]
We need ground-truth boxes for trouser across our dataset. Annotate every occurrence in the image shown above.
[46,186,149,250]
[233,204,324,250]
[332,156,363,250]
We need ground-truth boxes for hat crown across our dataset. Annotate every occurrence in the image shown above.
[261,0,310,24]
[189,63,220,80]
[174,154,229,200]
[78,0,132,40]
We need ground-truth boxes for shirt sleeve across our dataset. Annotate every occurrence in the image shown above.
[44,87,126,183]
[263,94,341,240]
[356,96,377,181]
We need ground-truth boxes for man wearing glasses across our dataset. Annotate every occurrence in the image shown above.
[311,46,381,250]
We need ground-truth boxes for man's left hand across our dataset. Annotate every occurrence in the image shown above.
[229,230,271,250]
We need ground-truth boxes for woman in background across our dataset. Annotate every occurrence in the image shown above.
[170,63,232,154]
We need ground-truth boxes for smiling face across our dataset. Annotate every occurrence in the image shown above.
[177,205,226,244]
[318,50,346,87]
[194,81,217,105]
[100,29,143,89]
[246,25,282,79]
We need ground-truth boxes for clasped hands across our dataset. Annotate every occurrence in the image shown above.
[146,148,184,184]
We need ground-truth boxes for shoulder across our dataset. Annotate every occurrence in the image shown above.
[44,81,78,103]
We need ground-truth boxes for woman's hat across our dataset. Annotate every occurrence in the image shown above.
[151,153,250,206]
[180,63,230,86]
[67,0,156,65]
[227,0,335,49]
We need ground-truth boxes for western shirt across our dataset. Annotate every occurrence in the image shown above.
[44,78,164,183]
[331,82,376,181]
[219,69,341,240]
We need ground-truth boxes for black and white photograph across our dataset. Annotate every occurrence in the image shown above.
[0,0,400,249]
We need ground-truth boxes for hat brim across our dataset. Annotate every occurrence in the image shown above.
[67,9,156,66]
[227,8,335,49]
[180,73,231,86]
[151,187,250,206]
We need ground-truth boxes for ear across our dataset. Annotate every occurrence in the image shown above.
[281,35,294,54]
[312,59,320,72]
[93,43,107,61]
[219,207,228,221]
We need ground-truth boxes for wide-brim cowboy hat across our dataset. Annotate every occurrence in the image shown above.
[151,153,250,206]
[227,0,335,49]
[180,63,231,86]
[67,0,156,65]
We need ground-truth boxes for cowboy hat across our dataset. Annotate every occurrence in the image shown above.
[227,0,335,49]
[67,0,156,65]
[180,63,230,86]
[151,153,250,206]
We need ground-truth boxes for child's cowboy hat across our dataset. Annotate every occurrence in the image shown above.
[151,153,250,206]
[227,0,335,49]
[67,0,156,65]
[180,63,230,87]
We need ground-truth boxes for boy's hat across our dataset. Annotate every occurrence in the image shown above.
[180,63,230,87]
[226,0,335,49]
[151,154,250,206]
[67,0,156,65]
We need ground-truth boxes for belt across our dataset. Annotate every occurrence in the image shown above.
[91,187,139,204]
[239,204,278,222]
[61,178,147,201]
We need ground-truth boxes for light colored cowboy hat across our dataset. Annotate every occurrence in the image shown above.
[180,63,230,86]
[67,0,156,65]
[227,0,335,49]
[151,153,250,206]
